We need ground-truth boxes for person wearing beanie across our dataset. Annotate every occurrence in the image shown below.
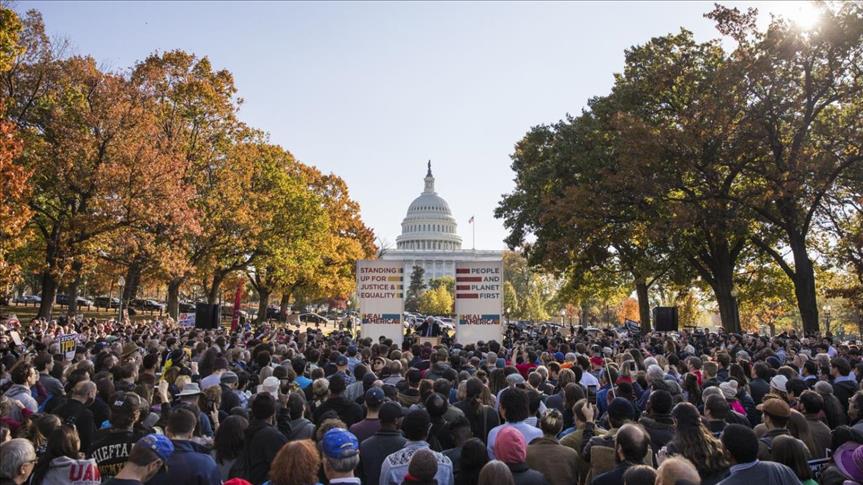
[402,449,439,485]
[486,388,543,460]
[493,427,548,485]
[719,380,747,416]
[313,373,363,427]
[379,410,454,485]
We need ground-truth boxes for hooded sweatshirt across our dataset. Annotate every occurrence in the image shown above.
[40,456,102,485]
[3,384,37,421]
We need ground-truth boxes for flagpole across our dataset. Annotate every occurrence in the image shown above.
[472,217,475,251]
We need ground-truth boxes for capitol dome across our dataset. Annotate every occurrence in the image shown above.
[396,162,463,251]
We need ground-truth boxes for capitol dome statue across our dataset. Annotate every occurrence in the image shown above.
[383,161,500,282]
[396,161,463,251]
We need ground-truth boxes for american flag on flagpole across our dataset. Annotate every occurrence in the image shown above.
[468,216,474,223]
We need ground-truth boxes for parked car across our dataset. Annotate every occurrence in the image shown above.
[15,294,41,304]
[130,299,165,312]
[299,312,331,326]
[266,305,285,321]
[56,295,94,307]
[94,296,120,308]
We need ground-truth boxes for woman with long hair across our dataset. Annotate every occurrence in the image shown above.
[455,438,489,485]
[32,414,61,457]
[488,368,507,396]
[454,378,499,444]
[663,402,729,485]
[477,460,515,485]
[682,373,702,408]
[213,415,249,480]
[771,435,817,485]
[31,424,101,485]
[787,410,817,459]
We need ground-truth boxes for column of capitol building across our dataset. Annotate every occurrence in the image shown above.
[380,161,502,283]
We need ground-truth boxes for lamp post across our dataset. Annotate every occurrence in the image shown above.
[116,276,125,322]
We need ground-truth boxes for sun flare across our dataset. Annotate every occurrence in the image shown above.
[768,1,823,30]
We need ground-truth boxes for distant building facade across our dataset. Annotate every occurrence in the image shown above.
[382,162,502,282]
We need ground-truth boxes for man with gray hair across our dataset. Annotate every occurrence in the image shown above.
[637,364,681,410]
[320,428,361,485]
[0,438,37,485]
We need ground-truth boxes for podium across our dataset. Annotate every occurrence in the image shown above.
[417,337,441,347]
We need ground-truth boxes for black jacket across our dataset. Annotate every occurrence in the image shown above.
[360,429,407,485]
[638,414,674,453]
[54,398,96,452]
[833,379,858,412]
[591,462,632,485]
[508,462,549,485]
[239,419,288,485]
[453,400,499,444]
[312,395,364,426]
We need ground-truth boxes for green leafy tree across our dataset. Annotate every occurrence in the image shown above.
[418,285,453,315]
[707,4,863,333]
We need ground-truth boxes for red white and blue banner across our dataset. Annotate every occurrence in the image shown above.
[455,261,503,344]
[357,260,404,344]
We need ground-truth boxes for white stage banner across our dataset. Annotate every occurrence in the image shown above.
[455,260,503,344]
[357,260,404,344]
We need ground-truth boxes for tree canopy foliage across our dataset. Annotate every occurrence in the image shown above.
[0,7,376,318]
[498,3,863,334]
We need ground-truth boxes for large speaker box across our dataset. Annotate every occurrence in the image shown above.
[653,306,678,332]
[195,303,221,329]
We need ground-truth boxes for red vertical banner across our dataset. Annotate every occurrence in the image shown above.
[230,282,243,332]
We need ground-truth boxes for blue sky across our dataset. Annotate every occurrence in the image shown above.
[24,1,811,250]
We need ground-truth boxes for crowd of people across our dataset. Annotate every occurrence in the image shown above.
[0,314,861,485]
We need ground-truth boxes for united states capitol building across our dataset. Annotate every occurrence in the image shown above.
[381,162,502,282]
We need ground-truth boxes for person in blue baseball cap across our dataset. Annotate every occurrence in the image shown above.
[102,434,173,485]
[321,428,361,485]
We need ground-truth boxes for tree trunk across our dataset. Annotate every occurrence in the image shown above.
[38,270,58,320]
[207,272,225,305]
[67,260,84,316]
[122,262,143,309]
[257,288,271,324]
[37,232,62,320]
[167,277,185,320]
[712,279,740,334]
[280,293,290,314]
[635,279,651,332]
[788,234,819,335]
